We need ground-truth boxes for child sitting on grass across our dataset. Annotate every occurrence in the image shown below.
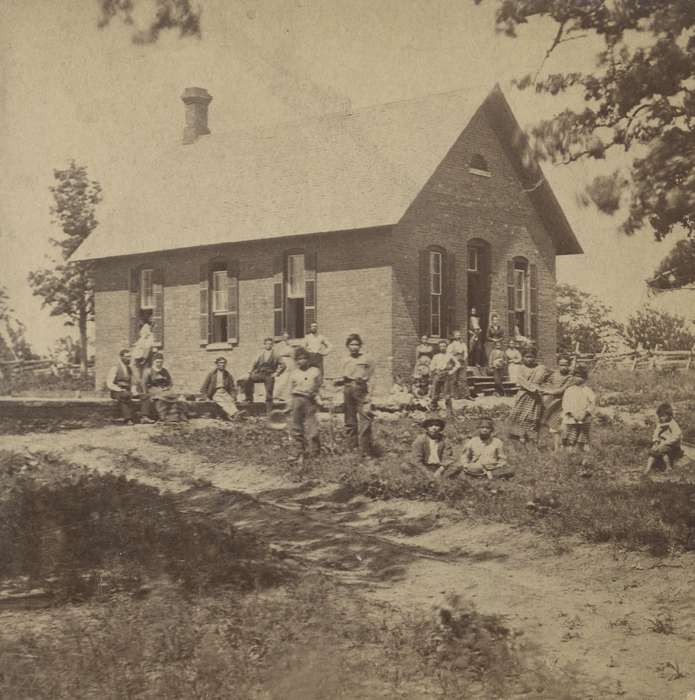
[408,417,453,478]
[644,402,683,475]
[561,365,596,456]
[460,418,513,479]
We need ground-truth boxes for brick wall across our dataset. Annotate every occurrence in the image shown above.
[94,228,393,394]
[391,103,561,379]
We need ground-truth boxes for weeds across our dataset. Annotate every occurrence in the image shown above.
[647,614,675,635]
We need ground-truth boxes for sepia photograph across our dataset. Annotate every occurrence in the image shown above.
[1,1,694,697]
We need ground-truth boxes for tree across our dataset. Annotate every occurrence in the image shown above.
[97,0,201,44]
[478,1,695,287]
[28,162,102,376]
[556,283,623,355]
[622,306,695,351]
[0,287,37,361]
[647,238,695,292]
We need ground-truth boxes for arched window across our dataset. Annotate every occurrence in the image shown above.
[419,246,454,338]
[469,153,490,175]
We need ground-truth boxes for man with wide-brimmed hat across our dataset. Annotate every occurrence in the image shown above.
[460,418,513,479]
[408,417,452,477]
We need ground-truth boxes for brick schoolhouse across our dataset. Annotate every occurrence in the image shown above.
[73,85,582,394]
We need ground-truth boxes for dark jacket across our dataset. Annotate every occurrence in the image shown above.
[409,434,449,467]
[200,368,236,399]
[250,350,280,375]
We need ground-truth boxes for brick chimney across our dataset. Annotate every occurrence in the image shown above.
[181,87,212,144]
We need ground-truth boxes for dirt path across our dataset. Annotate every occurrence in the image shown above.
[2,422,695,699]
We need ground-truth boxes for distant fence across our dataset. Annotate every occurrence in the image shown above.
[570,346,695,372]
[0,359,94,381]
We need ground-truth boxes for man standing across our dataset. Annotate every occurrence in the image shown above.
[336,333,375,457]
[244,337,281,414]
[429,339,461,417]
[200,357,240,419]
[303,322,332,375]
[288,347,323,462]
[447,330,472,399]
[106,349,139,425]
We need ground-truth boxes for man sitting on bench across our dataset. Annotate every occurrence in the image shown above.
[244,337,282,414]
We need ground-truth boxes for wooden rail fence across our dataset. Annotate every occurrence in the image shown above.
[570,345,695,372]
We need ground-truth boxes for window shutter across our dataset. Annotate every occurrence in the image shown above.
[506,260,515,338]
[152,267,164,346]
[419,249,430,337]
[446,250,456,338]
[273,254,284,337]
[129,268,139,345]
[199,263,210,346]
[304,251,317,331]
[227,260,239,344]
[529,263,539,341]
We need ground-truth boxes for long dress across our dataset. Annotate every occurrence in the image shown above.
[508,363,548,439]
[273,340,295,402]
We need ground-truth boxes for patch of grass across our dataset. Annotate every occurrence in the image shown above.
[0,576,579,699]
[0,371,95,397]
[152,409,695,555]
[594,368,695,407]
[0,453,289,601]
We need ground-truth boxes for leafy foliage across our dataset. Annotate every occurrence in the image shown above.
[556,283,623,354]
[97,0,202,44]
[480,0,695,285]
[648,238,695,292]
[28,162,101,375]
[622,305,695,350]
[0,286,36,361]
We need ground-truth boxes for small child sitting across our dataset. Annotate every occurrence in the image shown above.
[645,402,683,475]
[408,417,452,478]
[383,375,414,411]
[460,418,512,479]
[561,365,596,452]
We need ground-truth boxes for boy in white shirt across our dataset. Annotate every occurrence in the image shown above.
[429,339,461,416]
[561,366,596,452]
[288,347,323,462]
[645,402,683,475]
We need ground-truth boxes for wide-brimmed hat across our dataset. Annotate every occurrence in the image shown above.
[422,417,446,430]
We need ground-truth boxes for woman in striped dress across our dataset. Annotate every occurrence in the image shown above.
[508,349,548,444]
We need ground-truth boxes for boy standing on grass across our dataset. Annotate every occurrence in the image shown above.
[561,366,595,456]
[460,418,512,479]
[645,402,683,475]
[430,339,461,417]
[408,417,452,478]
[288,347,322,463]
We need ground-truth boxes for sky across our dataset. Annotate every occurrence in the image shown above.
[0,0,691,353]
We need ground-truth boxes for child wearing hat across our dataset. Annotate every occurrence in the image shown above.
[561,365,596,452]
[460,418,512,478]
[408,417,452,478]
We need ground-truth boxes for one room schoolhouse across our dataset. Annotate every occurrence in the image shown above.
[73,85,582,394]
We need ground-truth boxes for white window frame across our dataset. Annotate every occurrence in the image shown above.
[140,268,154,310]
[211,269,228,315]
[429,251,443,337]
[468,248,479,272]
[513,266,526,312]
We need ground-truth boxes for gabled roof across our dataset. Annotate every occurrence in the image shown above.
[72,85,582,261]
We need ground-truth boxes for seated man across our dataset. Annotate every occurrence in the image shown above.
[200,357,240,420]
[408,417,452,478]
[460,418,513,479]
[142,353,187,422]
[105,348,140,425]
[244,337,282,414]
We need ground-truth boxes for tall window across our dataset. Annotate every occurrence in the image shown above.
[199,260,239,346]
[286,254,305,338]
[429,250,443,337]
[513,259,528,335]
[467,247,479,272]
[129,266,163,346]
[273,251,316,339]
[140,269,154,311]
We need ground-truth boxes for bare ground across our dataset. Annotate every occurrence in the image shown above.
[2,421,695,699]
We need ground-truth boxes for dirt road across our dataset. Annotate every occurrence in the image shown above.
[2,421,694,699]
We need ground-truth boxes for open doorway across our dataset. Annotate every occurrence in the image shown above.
[466,239,491,365]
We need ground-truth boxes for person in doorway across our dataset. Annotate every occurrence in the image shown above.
[488,340,507,397]
[460,418,512,478]
[335,333,376,457]
[200,357,241,420]
[448,330,473,399]
[644,402,683,475]
[106,349,139,425]
[468,307,484,373]
[244,337,282,414]
[303,322,332,375]
[429,339,461,417]
[273,331,295,402]
[408,417,452,478]
[131,320,155,393]
[288,347,323,462]
[508,349,548,445]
